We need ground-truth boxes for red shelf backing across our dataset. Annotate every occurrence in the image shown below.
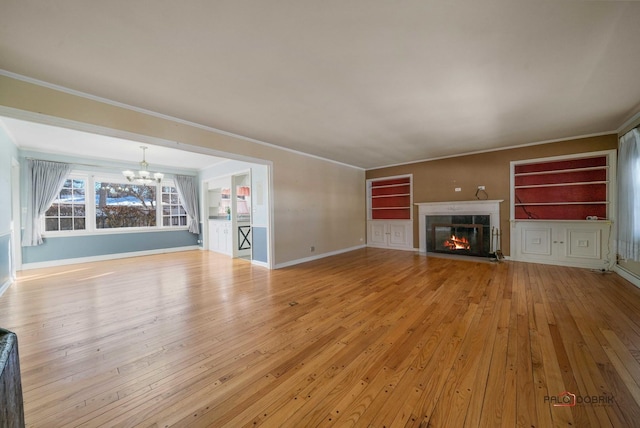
[371,195,411,209]
[513,154,609,221]
[372,208,411,220]
[371,184,411,196]
[514,156,606,174]
[515,204,607,220]
[515,169,606,186]
[515,184,606,204]
[371,177,411,187]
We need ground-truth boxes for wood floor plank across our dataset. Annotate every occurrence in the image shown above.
[2,249,640,427]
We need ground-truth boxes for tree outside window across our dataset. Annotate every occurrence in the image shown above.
[95,182,156,229]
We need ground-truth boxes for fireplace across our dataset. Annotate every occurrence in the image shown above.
[416,200,503,258]
[427,215,490,257]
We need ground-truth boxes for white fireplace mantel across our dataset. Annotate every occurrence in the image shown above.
[415,200,503,253]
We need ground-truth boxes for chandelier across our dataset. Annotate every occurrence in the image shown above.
[122,146,164,185]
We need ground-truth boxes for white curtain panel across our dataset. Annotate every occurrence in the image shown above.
[174,175,200,234]
[22,160,71,247]
[617,128,640,261]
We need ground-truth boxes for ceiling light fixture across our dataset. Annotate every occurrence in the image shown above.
[122,146,164,185]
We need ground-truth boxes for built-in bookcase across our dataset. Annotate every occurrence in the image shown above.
[512,151,613,221]
[366,174,413,250]
[368,175,412,220]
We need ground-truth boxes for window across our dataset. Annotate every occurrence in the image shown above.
[618,129,640,261]
[95,181,156,229]
[43,173,188,235]
[45,178,86,231]
[162,185,187,227]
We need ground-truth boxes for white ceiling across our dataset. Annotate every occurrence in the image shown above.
[1,1,640,169]
[0,116,226,171]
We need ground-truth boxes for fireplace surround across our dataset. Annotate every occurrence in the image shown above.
[416,200,502,257]
[427,215,490,256]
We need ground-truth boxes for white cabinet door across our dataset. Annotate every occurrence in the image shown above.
[564,227,601,261]
[520,226,553,258]
[209,221,219,252]
[367,220,413,250]
[221,223,232,254]
[209,221,232,256]
[388,222,411,248]
[368,222,387,246]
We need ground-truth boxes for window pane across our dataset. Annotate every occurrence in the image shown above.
[60,204,73,216]
[46,218,59,231]
[60,188,72,200]
[44,178,86,233]
[74,218,85,230]
[73,188,85,199]
[95,182,156,228]
[60,218,72,230]
[45,204,59,216]
[161,184,187,228]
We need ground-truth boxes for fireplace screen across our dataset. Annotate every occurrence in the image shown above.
[426,215,490,257]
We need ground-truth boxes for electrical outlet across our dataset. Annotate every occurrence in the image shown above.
[478,185,485,190]
[310,246,315,252]
[455,187,462,192]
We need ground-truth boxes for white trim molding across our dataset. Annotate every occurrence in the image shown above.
[614,265,640,289]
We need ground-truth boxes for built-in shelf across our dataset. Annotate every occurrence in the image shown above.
[368,175,412,220]
[511,151,613,221]
[367,174,414,250]
[509,150,617,269]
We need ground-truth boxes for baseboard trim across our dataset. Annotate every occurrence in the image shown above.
[614,265,640,289]
[0,279,11,298]
[251,260,269,268]
[274,245,366,269]
[20,246,200,270]
[366,244,417,252]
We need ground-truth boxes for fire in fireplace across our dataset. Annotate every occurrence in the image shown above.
[443,234,471,250]
[426,215,491,257]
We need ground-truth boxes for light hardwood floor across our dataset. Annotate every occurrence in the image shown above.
[2,248,640,427]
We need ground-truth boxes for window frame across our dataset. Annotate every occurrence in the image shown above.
[43,173,88,233]
[42,171,189,237]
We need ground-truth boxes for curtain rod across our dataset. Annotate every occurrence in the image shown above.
[24,157,197,177]
[26,157,107,169]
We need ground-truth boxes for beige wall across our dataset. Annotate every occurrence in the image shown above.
[366,134,618,256]
[0,75,366,267]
